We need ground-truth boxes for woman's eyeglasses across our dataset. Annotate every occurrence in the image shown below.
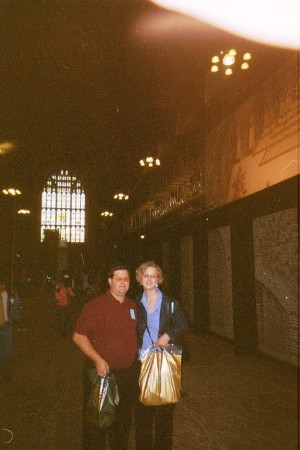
[142,274,157,280]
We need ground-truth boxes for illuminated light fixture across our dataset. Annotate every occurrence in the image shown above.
[2,188,21,196]
[140,235,145,239]
[211,65,219,72]
[140,156,161,168]
[113,193,129,200]
[101,211,113,217]
[18,209,30,214]
[243,52,252,60]
[211,55,219,63]
[0,141,16,156]
[241,62,249,70]
[222,52,235,66]
[210,48,251,74]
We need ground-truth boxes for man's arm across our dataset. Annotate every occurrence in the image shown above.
[72,332,109,376]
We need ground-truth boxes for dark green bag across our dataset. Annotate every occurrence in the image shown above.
[85,369,119,428]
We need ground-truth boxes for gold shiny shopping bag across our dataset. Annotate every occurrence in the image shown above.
[139,344,182,406]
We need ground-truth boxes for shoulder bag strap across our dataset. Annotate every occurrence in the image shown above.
[141,303,154,345]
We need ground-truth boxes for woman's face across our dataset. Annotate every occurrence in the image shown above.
[141,266,158,290]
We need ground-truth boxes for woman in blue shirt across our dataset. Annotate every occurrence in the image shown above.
[135,261,187,450]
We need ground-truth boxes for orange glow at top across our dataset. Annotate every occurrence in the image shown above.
[150,0,300,49]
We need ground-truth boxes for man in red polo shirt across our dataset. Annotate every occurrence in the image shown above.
[73,264,138,450]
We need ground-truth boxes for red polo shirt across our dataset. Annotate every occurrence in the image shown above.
[75,290,137,369]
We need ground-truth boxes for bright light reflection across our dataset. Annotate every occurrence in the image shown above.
[151,0,300,49]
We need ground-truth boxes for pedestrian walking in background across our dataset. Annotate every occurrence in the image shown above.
[0,277,12,382]
[54,279,75,336]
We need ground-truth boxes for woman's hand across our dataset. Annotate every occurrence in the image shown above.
[155,333,170,348]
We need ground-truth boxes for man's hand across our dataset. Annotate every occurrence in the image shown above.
[95,357,109,377]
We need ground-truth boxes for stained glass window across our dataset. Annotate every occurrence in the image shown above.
[41,170,85,243]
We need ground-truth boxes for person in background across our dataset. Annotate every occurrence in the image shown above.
[62,268,71,286]
[73,264,138,450]
[0,277,12,382]
[134,260,188,450]
[54,279,75,336]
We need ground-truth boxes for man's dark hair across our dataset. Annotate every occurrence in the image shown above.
[107,264,130,279]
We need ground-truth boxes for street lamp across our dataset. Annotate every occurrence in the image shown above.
[2,188,22,292]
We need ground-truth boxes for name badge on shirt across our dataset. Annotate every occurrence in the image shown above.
[130,309,136,320]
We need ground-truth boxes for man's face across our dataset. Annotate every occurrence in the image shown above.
[108,270,130,298]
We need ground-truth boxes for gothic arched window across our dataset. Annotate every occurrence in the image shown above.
[41,170,85,243]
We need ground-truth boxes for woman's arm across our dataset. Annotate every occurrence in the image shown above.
[164,298,188,343]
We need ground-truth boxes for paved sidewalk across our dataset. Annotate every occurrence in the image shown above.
[0,288,298,449]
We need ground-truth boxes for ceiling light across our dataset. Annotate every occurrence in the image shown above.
[140,156,161,168]
[18,209,30,214]
[2,188,21,196]
[0,141,16,155]
[210,49,252,74]
[223,53,235,66]
[114,193,129,200]
[211,55,219,63]
[101,211,113,217]
[241,62,249,70]
[243,52,252,60]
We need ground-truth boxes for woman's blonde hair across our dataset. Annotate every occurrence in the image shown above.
[135,260,164,285]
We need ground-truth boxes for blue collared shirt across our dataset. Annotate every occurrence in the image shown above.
[141,288,163,349]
